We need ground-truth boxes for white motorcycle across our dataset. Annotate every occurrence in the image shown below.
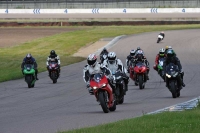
[157,34,163,43]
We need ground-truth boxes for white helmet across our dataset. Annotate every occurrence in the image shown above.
[159,48,165,57]
[87,54,97,67]
[130,49,136,56]
[137,50,143,55]
[107,52,116,64]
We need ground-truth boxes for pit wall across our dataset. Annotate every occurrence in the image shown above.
[1,8,200,14]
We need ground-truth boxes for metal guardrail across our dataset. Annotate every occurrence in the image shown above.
[0,0,200,9]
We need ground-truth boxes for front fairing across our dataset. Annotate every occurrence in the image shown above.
[134,62,147,74]
[90,74,109,91]
[23,64,35,75]
[166,63,179,79]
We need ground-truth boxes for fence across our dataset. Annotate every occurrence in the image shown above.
[0,0,200,9]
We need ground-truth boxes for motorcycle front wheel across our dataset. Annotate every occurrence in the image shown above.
[99,92,109,113]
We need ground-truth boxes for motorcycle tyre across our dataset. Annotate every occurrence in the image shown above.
[99,92,109,113]
[138,75,144,89]
[170,81,177,98]
[51,72,57,84]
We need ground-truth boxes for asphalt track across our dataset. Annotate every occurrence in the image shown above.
[0,29,200,133]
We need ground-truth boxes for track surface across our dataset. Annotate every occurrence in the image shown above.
[0,29,200,133]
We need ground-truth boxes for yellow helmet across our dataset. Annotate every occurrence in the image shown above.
[165,46,169,49]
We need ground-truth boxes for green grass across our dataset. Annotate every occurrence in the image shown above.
[59,104,200,133]
[1,25,200,82]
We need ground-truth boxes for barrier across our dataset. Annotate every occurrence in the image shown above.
[1,8,200,14]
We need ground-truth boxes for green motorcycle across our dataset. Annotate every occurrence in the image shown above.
[157,58,165,81]
[23,64,36,88]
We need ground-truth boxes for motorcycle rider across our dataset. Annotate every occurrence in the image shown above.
[163,49,185,89]
[133,50,150,80]
[165,46,176,56]
[153,48,166,71]
[126,49,136,73]
[21,53,39,80]
[159,31,165,40]
[99,48,109,63]
[83,53,113,95]
[135,47,143,54]
[103,52,129,91]
[46,50,61,77]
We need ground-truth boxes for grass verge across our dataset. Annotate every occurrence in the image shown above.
[59,104,200,133]
[1,25,200,82]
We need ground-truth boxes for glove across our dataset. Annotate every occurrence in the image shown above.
[86,82,90,88]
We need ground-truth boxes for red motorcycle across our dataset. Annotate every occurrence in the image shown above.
[90,73,116,113]
[130,61,148,89]
[48,62,59,83]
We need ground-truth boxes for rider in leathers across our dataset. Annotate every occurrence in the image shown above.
[21,53,39,80]
[153,48,166,71]
[103,52,129,91]
[163,49,185,89]
[83,53,113,94]
[133,50,150,80]
[126,49,136,73]
[46,50,61,77]
[159,31,165,40]
[99,48,109,63]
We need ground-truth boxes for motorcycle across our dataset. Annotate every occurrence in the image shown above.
[157,57,165,81]
[90,73,116,113]
[112,69,126,104]
[133,62,148,89]
[157,34,163,43]
[48,61,59,83]
[23,64,36,88]
[165,63,181,98]
[129,59,135,81]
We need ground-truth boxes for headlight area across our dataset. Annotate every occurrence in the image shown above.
[92,84,106,90]
[166,73,171,78]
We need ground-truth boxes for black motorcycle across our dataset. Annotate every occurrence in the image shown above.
[112,69,126,104]
[165,63,181,98]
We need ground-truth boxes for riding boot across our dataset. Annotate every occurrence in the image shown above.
[35,69,39,80]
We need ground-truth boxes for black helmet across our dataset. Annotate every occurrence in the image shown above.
[167,49,174,58]
[50,50,56,57]
[137,47,141,50]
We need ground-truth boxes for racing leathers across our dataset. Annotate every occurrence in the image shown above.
[126,55,135,73]
[153,54,165,71]
[103,58,129,91]
[163,56,185,89]
[83,62,113,94]
[100,48,109,63]
[21,57,39,80]
[159,33,165,40]
[46,54,61,77]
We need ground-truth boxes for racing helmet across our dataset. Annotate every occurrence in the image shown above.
[166,49,175,58]
[130,49,136,56]
[50,50,56,57]
[137,47,141,50]
[159,48,165,57]
[87,54,97,67]
[26,53,32,62]
[107,52,116,64]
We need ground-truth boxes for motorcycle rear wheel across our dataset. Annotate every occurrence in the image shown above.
[99,92,109,113]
